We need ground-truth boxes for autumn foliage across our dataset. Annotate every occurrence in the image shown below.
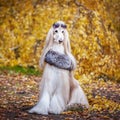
[0,0,119,81]
[0,0,120,119]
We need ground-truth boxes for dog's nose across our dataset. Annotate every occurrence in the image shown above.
[59,40,63,43]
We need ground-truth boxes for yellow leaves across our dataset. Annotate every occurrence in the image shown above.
[75,76,120,114]
[82,78,120,112]
[90,95,120,112]
[62,111,73,115]
[0,0,119,82]
[83,0,98,10]
[78,74,92,85]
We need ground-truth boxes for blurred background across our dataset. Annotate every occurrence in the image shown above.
[0,0,120,81]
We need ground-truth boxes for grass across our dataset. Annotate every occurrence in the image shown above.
[0,65,41,76]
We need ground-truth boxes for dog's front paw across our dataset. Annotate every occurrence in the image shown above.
[28,106,48,115]
[28,108,34,113]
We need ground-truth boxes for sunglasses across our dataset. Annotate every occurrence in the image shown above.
[53,23,67,29]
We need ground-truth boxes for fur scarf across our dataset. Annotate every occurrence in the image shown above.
[45,50,73,71]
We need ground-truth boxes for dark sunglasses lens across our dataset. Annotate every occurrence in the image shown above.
[53,23,59,28]
[53,23,67,29]
[61,24,67,28]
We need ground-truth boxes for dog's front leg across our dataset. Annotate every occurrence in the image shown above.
[29,89,50,115]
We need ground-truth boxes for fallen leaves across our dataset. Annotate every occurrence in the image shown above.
[0,74,39,110]
[0,73,120,119]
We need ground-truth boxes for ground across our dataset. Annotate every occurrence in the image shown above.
[0,73,120,120]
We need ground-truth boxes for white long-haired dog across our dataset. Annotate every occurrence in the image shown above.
[29,21,89,115]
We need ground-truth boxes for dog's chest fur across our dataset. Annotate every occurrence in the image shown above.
[51,43,64,54]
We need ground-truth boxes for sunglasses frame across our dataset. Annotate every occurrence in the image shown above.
[53,23,67,29]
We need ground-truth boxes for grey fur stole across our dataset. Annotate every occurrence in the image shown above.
[45,50,73,71]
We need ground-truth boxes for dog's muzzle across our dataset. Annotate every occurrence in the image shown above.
[59,40,63,44]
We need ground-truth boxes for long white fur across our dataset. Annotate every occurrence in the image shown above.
[29,21,89,115]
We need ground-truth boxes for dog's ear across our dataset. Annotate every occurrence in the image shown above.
[44,27,54,49]
[64,29,77,70]
[40,27,54,68]
[64,29,71,54]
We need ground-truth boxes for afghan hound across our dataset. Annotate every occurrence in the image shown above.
[29,21,89,115]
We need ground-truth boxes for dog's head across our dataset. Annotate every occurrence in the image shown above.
[45,21,71,53]
[52,21,67,44]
